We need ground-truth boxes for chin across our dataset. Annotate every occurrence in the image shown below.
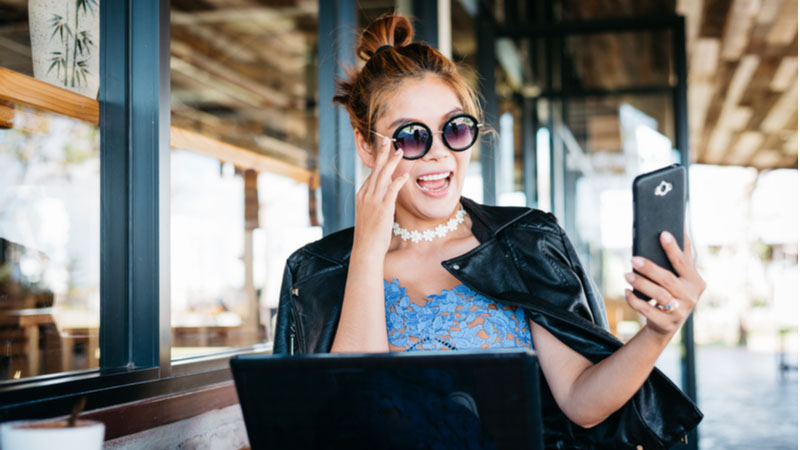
[406,186,462,219]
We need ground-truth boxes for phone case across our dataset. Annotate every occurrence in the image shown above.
[632,164,686,300]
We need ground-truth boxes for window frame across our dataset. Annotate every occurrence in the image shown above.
[0,0,352,422]
[0,0,217,421]
[0,0,406,424]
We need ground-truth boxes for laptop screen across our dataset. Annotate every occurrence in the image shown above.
[231,349,543,450]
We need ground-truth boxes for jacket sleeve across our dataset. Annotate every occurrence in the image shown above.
[509,212,609,330]
[508,212,702,449]
[272,254,297,354]
[526,304,703,450]
[555,223,610,330]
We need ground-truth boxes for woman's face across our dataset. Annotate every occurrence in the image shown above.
[368,74,473,223]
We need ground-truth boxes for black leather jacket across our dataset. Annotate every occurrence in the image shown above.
[273,197,702,449]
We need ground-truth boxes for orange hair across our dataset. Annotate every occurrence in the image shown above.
[333,14,482,145]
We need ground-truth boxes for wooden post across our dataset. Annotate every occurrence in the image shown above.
[243,170,260,339]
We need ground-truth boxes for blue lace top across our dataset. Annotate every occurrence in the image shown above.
[384,278,533,352]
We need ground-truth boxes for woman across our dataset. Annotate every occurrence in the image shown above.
[274,14,704,449]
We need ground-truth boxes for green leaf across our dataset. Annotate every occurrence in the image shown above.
[49,15,65,42]
[75,59,91,86]
[76,0,98,15]
[77,31,95,55]
[48,52,66,78]
[47,59,60,75]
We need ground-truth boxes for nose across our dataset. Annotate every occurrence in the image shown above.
[422,132,450,161]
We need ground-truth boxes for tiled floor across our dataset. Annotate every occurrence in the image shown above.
[657,345,798,450]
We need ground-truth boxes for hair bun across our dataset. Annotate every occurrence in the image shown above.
[356,14,414,61]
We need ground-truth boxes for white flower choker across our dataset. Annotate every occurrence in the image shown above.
[392,207,467,243]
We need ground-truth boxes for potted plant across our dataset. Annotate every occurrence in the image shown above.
[28,0,100,98]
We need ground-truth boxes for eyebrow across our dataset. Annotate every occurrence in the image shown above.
[386,107,465,130]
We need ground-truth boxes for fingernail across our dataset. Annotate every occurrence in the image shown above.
[624,273,635,283]
[632,257,645,268]
[661,231,673,243]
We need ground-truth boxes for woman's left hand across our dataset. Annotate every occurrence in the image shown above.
[623,229,706,337]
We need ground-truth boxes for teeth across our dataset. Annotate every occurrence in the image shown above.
[418,178,450,192]
[418,172,450,181]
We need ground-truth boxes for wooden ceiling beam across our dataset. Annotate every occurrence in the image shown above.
[171,57,261,108]
[702,55,760,163]
[676,0,704,52]
[170,50,290,109]
[760,78,798,132]
[690,38,720,78]
[766,0,798,45]
[749,148,783,168]
[170,28,307,96]
[170,67,310,147]
[171,103,311,168]
[720,0,759,61]
[726,130,763,165]
[756,0,783,25]
[770,57,798,91]
[171,4,316,26]
[688,37,720,149]
[172,21,258,63]
[783,132,798,156]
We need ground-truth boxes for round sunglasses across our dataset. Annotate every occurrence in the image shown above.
[372,113,483,160]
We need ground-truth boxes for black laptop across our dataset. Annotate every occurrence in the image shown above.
[231,349,543,450]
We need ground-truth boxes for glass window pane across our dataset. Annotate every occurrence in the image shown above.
[169,2,321,359]
[1,0,102,97]
[0,101,100,381]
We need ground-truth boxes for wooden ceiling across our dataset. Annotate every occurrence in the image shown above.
[169,0,318,169]
[1,0,796,170]
[487,0,797,170]
[678,0,798,169]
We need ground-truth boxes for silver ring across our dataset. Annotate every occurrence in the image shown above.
[662,299,679,313]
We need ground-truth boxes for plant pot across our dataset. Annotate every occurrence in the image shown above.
[0,419,104,450]
[28,0,100,98]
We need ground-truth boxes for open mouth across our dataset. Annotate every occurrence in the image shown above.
[415,171,452,193]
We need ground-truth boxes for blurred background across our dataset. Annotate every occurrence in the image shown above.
[0,0,796,448]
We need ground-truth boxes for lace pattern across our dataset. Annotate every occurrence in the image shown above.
[384,279,533,352]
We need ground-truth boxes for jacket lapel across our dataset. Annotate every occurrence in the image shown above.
[442,197,535,298]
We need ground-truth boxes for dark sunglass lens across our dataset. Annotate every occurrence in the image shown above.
[443,116,477,150]
[395,124,430,158]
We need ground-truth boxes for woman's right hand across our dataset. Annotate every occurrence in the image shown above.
[352,137,409,257]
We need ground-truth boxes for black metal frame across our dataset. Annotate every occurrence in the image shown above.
[318,0,356,236]
[412,0,439,48]
[488,12,697,450]
[476,1,498,205]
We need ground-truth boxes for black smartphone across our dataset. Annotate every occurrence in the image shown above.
[632,164,686,300]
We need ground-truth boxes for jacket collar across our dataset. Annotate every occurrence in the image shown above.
[304,197,533,265]
[459,197,532,242]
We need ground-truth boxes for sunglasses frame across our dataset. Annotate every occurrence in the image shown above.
[372,113,483,160]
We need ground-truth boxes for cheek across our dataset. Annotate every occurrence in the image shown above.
[454,150,472,180]
[392,159,415,178]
